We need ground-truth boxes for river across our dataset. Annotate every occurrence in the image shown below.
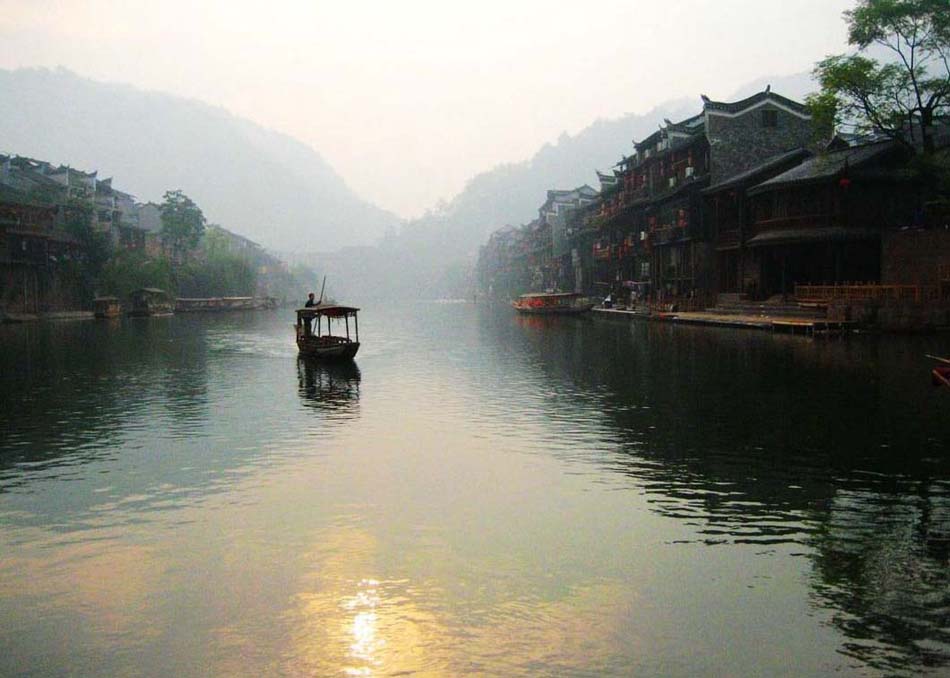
[0,304,947,677]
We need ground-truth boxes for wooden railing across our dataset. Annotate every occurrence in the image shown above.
[795,283,940,304]
[649,295,711,313]
[716,229,740,249]
[653,225,686,244]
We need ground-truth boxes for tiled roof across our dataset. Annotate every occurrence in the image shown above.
[702,148,811,194]
[703,90,809,116]
[748,141,900,195]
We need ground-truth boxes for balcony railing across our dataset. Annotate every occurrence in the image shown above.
[795,283,940,304]
[716,229,740,249]
[653,225,686,244]
[753,214,836,230]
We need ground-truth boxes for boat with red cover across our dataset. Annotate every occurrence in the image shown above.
[929,354,950,388]
[511,292,593,316]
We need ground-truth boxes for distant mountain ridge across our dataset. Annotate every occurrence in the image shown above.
[0,67,399,251]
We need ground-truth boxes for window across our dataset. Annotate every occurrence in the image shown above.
[761,109,778,128]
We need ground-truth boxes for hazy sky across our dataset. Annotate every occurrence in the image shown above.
[0,0,855,218]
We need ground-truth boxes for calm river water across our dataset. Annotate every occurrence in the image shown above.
[1,304,948,677]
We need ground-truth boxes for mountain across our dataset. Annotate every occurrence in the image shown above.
[0,67,398,251]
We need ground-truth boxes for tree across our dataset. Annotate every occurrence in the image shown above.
[804,91,841,145]
[62,188,112,298]
[160,189,206,262]
[813,0,950,154]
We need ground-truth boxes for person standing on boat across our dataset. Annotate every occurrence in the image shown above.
[303,292,317,335]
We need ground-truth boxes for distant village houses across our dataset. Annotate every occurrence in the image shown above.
[0,153,291,317]
[478,88,950,329]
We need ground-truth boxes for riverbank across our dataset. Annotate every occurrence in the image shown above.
[0,309,95,323]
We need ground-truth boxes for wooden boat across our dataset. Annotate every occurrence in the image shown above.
[175,296,277,313]
[93,296,121,318]
[512,292,594,315]
[296,304,360,361]
[128,288,174,317]
[930,355,950,388]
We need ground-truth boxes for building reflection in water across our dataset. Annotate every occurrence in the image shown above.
[296,358,361,418]
[492,311,950,675]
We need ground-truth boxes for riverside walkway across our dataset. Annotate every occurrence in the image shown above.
[593,307,856,336]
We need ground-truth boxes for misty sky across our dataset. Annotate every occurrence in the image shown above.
[0,0,855,218]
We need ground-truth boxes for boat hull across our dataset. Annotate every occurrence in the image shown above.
[511,303,594,315]
[297,338,360,361]
[933,365,950,387]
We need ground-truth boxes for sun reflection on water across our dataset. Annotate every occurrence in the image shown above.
[344,578,383,676]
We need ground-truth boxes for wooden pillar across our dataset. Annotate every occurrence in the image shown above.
[738,196,745,295]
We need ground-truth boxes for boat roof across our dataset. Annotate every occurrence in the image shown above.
[296,304,360,317]
[517,292,582,298]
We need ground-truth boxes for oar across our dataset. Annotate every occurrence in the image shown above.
[934,368,950,389]
[926,354,950,365]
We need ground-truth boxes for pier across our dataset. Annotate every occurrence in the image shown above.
[593,306,856,337]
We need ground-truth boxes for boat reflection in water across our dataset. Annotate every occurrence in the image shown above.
[296,357,361,417]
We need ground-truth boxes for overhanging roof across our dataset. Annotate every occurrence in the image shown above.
[746,227,878,247]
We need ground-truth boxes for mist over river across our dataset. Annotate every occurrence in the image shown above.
[1,304,947,677]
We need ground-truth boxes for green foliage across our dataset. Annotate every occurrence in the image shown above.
[813,0,950,152]
[805,91,841,144]
[62,190,113,299]
[160,189,206,260]
[99,250,175,298]
[176,250,257,298]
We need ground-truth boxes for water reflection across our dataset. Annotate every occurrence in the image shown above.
[0,316,211,483]
[1,305,948,677]
[493,312,950,675]
[296,359,361,417]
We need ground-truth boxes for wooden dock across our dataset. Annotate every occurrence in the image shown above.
[593,307,856,337]
[770,319,856,336]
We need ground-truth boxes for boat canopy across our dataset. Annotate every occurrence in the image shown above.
[517,292,582,299]
[296,305,360,318]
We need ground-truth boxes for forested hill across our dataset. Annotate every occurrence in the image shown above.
[0,67,399,251]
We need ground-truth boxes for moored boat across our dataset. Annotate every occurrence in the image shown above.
[175,296,277,312]
[930,355,950,388]
[94,296,121,318]
[512,292,593,315]
[128,288,175,317]
[296,304,360,361]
